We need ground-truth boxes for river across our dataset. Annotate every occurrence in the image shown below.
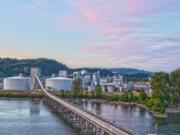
[0,99,79,135]
[74,99,180,135]
[0,99,180,135]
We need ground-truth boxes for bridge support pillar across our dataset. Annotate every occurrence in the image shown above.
[42,96,133,135]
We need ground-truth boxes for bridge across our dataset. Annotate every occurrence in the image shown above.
[35,75,138,135]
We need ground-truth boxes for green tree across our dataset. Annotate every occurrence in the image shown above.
[95,85,102,98]
[150,72,170,102]
[121,92,129,102]
[149,72,171,113]
[72,79,81,97]
[91,90,95,98]
[170,69,180,103]
[129,91,134,102]
[139,89,147,102]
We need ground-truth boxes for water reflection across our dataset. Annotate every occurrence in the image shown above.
[76,100,180,135]
[29,100,40,116]
[0,99,78,135]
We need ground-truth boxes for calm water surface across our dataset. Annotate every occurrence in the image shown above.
[74,100,180,135]
[1,98,180,135]
[0,99,79,135]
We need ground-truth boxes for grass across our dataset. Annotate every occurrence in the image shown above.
[0,90,43,98]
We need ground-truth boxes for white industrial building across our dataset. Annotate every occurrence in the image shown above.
[59,70,68,78]
[100,75,123,92]
[82,75,92,90]
[92,71,100,86]
[132,82,151,93]
[3,76,31,90]
[45,77,72,91]
[73,71,81,80]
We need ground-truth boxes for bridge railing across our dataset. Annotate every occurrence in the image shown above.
[35,75,139,135]
[61,98,139,135]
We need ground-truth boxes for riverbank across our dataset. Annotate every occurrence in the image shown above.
[81,99,168,118]
[0,90,43,98]
[58,91,169,118]
[0,90,175,118]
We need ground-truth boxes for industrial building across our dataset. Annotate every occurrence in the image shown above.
[73,71,81,80]
[59,70,68,78]
[100,75,123,92]
[45,77,72,91]
[3,75,31,90]
[92,71,100,86]
[132,82,151,93]
[2,67,150,93]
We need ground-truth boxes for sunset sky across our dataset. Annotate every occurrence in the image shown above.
[0,0,180,72]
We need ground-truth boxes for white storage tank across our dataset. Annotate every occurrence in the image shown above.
[46,77,72,91]
[83,75,91,84]
[3,76,31,90]
[81,70,88,76]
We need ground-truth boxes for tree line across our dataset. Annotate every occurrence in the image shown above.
[148,68,180,113]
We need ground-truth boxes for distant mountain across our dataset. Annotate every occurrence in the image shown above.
[110,68,152,81]
[0,58,152,81]
[110,68,152,75]
[0,58,68,77]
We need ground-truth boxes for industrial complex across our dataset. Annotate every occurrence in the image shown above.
[0,68,151,93]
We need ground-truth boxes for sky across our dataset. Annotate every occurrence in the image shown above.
[0,0,180,72]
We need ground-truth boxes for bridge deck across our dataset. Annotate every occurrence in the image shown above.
[36,75,138,135]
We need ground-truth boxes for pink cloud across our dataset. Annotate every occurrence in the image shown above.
[83,10,100,23]
[122,0,145,15]
[122,0,180,16]
[65,0,180,71]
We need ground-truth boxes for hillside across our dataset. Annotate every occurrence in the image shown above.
[0,58,152,80]
[110,68,152,81]
[110,68,152,75]
[0,58,68,77]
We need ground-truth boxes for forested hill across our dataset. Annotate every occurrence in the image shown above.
[110,68,152,75]
[0,58,68,77]
[110,68,152,81]
[0,58,113,77]
[0,58,152,80]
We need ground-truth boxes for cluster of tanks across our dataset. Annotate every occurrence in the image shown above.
[3,68,73,91]
[2,68,123,92]
[72,70,127,92]
[3,68,145,93]
[73,70,100,92]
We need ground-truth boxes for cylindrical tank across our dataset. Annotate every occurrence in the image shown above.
[45,77,72,91]
[81,70,88,76]
[3,76,31,90]
[83,75,91,84]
